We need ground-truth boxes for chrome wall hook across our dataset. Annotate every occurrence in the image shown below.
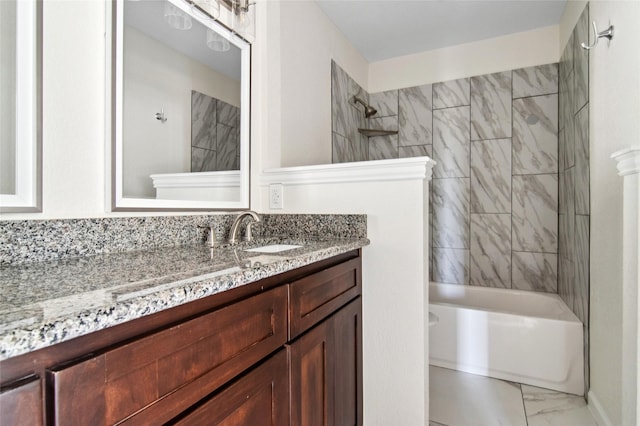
[581,21,614,50]
[155,107,167,123]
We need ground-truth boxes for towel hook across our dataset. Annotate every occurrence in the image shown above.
[581,21,614,50]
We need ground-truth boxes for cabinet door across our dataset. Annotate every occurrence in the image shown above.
[0,376,43,426]
[333,298,362,426]
[289,298,362,426]
[288,319,334,426]
[171,350,289,426]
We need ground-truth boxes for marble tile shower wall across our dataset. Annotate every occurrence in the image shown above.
[191,90,240,172]
[331,61,560,293]
[558,4,590,393]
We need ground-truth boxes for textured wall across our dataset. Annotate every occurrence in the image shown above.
[331,61,559,293]
[558,4,590,395]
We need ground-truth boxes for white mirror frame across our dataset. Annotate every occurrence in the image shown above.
[0,0,42,213]
[109,0,251,211]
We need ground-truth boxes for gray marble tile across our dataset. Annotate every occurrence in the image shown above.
[331,61,367,142]
[368,136,398,160]
[369,90,398,117]
[191,91,217,150]
[512,252,557,292]
[332,132,358,163]
[522,384,597,426]
[559,169,575,257]
[470,214,511,288]
[399,84,433,146]
[471,71,512,140]
[433,106,470,178]
[367,116,398,131]
[216,123,238,170]
[432,248,469,285]
[217,100,239,127]
[560,32,574,82]
[565,100,576,169]
[573,5,589,114]
[512,174,558,253]
[559,128,566,172]
[471,138,511,213]
[513,95,558,174]
[191,147,216,172]
[574,215,589,324]
[513,63,558,98]
[558,257,575,314]
[399,144,432,159]
[575,105,589,215]
[432,178,470,249]
[559,68,575,139]
[433,78,470,109]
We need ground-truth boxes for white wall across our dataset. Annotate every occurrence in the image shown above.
[586,2,640,425]
[368,25,559,93]
[123,26,240,198]
[278,0,368,167]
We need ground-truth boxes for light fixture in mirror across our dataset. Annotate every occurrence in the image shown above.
[0,0,42,213]
[110,0,250,211]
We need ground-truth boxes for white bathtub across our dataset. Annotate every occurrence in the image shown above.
[429,282,584,395]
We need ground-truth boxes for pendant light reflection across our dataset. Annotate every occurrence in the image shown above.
[164,2,192,30]
[206,29,230,52]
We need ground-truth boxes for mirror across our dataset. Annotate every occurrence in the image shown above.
[111,0,250,211]
[0,0,42,213]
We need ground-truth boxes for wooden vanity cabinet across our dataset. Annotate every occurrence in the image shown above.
[0,250,362,426]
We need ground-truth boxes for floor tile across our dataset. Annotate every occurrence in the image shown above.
[429,366,527,426]
[522,385,597,426]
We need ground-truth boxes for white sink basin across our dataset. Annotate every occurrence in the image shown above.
[244,244,302,253]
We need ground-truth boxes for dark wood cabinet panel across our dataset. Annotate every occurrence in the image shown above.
[289,257,361,339]
[288,298,362,426]
[171,350,289,426]
[0,376,43,426]
[333,298,363,426]
[289,319,333,426]
[49,286,288,425]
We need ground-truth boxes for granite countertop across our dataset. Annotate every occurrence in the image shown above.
[0,237,369,361]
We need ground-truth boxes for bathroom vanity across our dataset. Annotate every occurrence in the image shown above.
[0,237,366,425]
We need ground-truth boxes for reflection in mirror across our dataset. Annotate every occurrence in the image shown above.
[112,0,250,211]
[0,0,42,212]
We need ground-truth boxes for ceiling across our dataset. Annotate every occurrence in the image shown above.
[315,0,567,62]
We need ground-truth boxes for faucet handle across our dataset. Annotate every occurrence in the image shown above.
[198,225,219,247]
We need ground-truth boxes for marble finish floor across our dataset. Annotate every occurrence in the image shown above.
[430,366,598,426]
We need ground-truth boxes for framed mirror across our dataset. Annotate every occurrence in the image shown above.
[0,0,42,213]
[110,0,250,211]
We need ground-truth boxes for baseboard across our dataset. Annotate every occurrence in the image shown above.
[588,390,614,426]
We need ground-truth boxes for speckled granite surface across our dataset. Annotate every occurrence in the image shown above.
[0,214,367,265]
[0,214,368,361]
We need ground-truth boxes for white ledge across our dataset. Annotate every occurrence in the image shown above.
[150,171,240,188]
[260,157,436,186]
[611,146,640,176]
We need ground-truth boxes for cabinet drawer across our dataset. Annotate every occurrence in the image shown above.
[48,286,288,425]
[289,257,361,339]
[170,350,289,425]
[0,375,43,426]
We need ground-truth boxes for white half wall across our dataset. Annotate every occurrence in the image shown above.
[258,157,434,425]
[587,2,640,425]
[368,25,560,93]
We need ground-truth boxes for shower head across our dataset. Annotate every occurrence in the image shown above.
[353,96,377,118]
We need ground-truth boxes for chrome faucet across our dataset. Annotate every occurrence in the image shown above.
[228,211,261,244]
